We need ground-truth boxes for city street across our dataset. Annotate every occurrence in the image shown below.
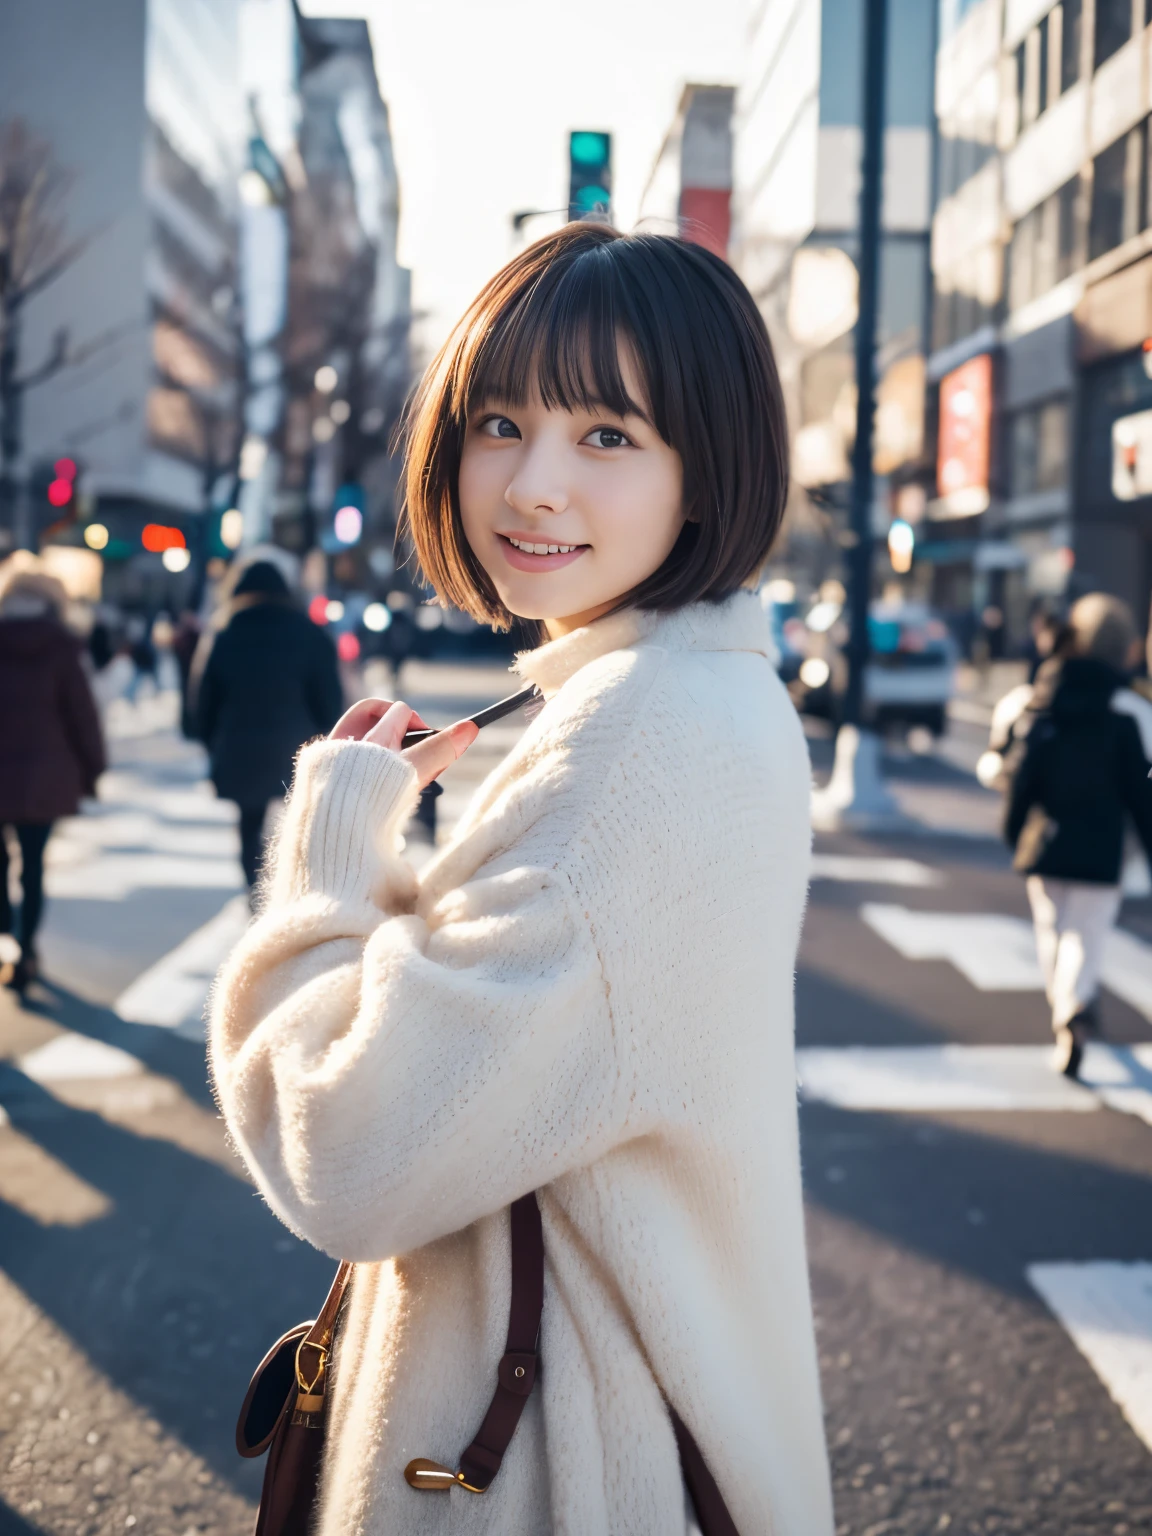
[1,671,1151,1535]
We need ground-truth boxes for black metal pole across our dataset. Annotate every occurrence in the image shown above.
[841,0,889,728]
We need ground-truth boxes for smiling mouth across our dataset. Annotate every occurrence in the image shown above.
[503,536,585,555]
[496,533,590,572]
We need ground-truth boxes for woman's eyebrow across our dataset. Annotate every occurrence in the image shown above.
[582,395,653,426]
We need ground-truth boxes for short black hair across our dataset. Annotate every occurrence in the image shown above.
[402,223,789,629]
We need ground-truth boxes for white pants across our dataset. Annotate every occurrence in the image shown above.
[1026,876,1121,1032]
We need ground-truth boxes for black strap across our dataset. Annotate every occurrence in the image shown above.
[453,1192,739,1531]
[454,1192,544,1490]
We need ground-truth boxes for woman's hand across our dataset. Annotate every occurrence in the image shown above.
[329,698,479,788]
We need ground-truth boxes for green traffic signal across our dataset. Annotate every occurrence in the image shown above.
[568,130,611,221]
[570,131,610,167]
[574,185,608,212]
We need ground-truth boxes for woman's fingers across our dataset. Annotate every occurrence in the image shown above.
[329,698,429,743]
[327,697,476,785]
[402,719,479,788]
[362,699,422,751]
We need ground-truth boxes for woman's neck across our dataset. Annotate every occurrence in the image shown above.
[543,597,623,641]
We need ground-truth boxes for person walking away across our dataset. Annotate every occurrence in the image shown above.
[1004,596,1152,1077]
[170,608,202,738]
[0,557,106,993]
[190,560,342,892]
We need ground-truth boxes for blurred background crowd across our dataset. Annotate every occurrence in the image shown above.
[4,0,1152,704]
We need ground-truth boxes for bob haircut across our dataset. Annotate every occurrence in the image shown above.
[401,222,789,630]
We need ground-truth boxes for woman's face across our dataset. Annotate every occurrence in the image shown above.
[458,351,685,638]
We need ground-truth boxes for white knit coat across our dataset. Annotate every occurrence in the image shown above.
[209,592,834,1536]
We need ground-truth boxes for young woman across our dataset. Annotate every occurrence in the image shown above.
[210,224,834,1535]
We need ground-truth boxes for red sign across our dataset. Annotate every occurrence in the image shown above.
[937,353,992,513]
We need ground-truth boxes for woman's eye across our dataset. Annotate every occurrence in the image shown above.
[480,416,520,439]
[584,427,630,449]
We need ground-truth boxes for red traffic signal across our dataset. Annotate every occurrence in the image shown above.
[141,523,186,553]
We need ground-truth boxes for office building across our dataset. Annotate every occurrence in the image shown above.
[732,0,935,583]
[0,0,246,585]
[931,0,1152,642]
[639,85,738,258]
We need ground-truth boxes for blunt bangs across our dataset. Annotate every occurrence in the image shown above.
[461,247,652,428]
[402,223,789,630]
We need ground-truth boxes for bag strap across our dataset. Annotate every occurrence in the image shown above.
[403,1192,738,1530]
[404,1192,543,1493]
[292,1260,353,1422]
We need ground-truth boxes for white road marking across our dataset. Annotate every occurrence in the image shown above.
[19,1033,143,1082]
[810,855,944,887]
[797,1042,1152,1126]
[1100,927,1152,1022]
[862,904,1043,989]
[46,853,244,901]
[1028,1262,1152,1454]
[861,903,1152,1020]
[114,895,250,1039]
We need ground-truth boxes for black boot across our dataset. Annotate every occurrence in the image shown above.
[1052,1007,1097,1081]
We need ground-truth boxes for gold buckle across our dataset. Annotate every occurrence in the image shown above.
[295,1337,327,1397]
[404,1458,487,1494]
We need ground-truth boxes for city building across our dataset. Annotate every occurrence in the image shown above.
[639,85,737,258]
[0,0,247,598]
[732,0,935,591]
[931,0,1152,646]
[0,0,410,608]
[276,10,412,574]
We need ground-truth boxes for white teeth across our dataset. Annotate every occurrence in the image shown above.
[508,537,579,555]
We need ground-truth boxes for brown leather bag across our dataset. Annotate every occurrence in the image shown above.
[236,1192,739,1534]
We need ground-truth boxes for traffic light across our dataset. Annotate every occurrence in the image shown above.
[569,131,611,221]
[30,456,80,540]
[322,482,365,553]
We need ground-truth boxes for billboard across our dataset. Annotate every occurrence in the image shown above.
[936,353,992,516]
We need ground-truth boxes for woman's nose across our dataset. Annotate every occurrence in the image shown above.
[503,442,569,517]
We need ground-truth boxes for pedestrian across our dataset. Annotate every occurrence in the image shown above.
[124,615,157,703]
[170,608,202,738]
[0,556,106,993]
[190,559,342,892]
[1027,607,1066,683]
[1003,594,1152,1078]
[210,226,833,1534]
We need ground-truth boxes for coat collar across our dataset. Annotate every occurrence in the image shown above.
[512,589,775,700]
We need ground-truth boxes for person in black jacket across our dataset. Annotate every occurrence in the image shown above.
[1004,595,1152,1078]
[0,559,106,991]
[191,561,343,891]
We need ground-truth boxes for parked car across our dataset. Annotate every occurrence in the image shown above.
[782,594,958,737]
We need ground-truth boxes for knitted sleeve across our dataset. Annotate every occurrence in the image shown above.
[208,737,619,1261]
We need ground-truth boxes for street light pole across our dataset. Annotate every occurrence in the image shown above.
[812,0,899,829]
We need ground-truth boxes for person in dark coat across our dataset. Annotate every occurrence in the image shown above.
[1004,594,1152,1078]
[191,560,343,890]
[0,559,106,992]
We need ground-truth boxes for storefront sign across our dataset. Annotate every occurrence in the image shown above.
[936,353,992,515]
[1112,407,1152,500]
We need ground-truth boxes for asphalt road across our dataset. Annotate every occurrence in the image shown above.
[0,677,1149,1535]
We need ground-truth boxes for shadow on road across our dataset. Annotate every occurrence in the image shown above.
[802,1101,1152,1300]
[0,985,333,1494]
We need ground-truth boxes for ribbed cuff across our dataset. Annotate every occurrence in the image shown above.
[271,739,419,907]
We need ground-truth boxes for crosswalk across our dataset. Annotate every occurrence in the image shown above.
[114,896,249,1039]
[802,850,1152,1457]
[11,722,1152,1468]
